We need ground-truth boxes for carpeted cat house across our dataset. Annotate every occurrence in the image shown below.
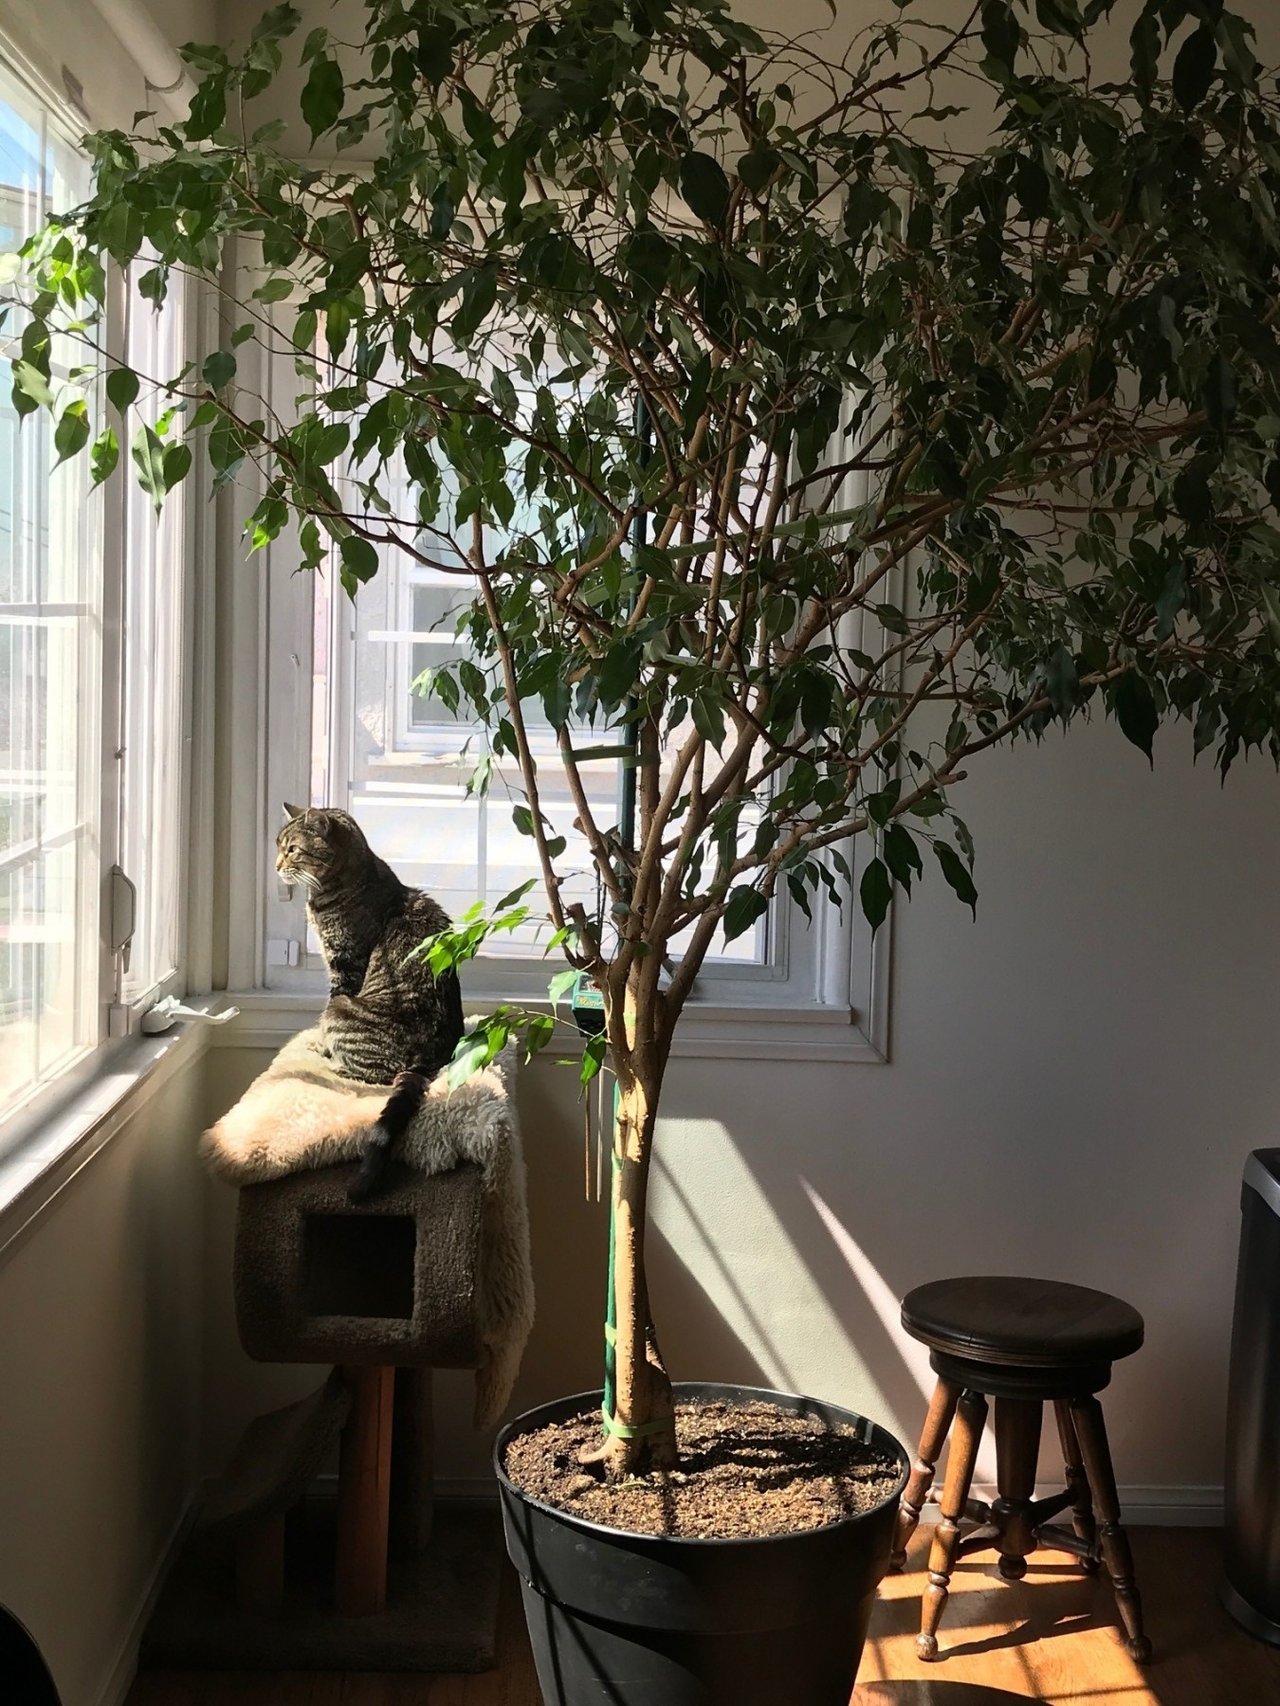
[204,1026,534,1428]
[142,1027,534,1672]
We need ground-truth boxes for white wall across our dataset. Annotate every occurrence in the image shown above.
[0,1052,207,1706]
[201,720,1280,1513]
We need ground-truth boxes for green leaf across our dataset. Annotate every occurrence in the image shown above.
[882,823,923,889]
[1172,24,1216,111]
[934,842,978,916]
[202,350,236,390]
[301,53,344,141]
[106,367,140,414]
[446,1026,503,1090]
[184,73,227,142]
[90,426,118,485]
[53,400,89,465]
[859,857,893,933]
[137,265,167,307]
[163,441,192,489]
[1113,672,1158,763]
[1173,460,1213,522]
[13,360,54,409]
[291,308,317,350]
[1043,644,1078,716]
[1154,563,1187,642]
[980,0,1021,75]
[679,152,731,226]
[451,264,499,344]
[691,689,725,748]
[253,277,293,304]
[339,534,379,585]
[737,147,780,193]
[579,1031,608,1086]
[722,886,767,943]
[131,423,167,514]
[1035,0,1082,36]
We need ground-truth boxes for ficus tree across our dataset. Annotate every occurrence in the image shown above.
[8,0,1280,1476]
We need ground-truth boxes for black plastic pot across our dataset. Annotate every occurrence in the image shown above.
[494,1381,908,1706]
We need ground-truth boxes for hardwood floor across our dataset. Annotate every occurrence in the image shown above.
[129,1527,1280,1706]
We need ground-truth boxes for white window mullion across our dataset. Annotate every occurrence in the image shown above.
[98,262,128,1031]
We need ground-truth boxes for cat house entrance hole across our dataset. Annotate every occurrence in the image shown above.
[302,1213,415,1319]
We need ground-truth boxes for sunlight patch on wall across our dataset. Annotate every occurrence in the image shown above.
[801,1178,999,1484]
[651,1118,896,1424]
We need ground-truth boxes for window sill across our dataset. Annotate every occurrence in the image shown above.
[0,1018,213,1264]
[217,990,888,1064]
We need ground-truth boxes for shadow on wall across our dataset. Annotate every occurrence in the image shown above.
[0,1608,60,1705]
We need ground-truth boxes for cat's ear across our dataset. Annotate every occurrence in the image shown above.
[282,800,306,822]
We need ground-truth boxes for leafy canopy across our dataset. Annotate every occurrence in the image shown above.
[8,0,1280,1044]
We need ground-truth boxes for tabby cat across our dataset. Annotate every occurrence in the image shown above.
[275,803,465,1201]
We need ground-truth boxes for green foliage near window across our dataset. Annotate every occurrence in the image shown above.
[8,0,1280,1473]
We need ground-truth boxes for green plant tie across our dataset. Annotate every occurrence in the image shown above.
[602,1094,619,1425]
[600,1407,672,1440]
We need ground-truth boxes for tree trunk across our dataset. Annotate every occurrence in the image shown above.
[594,1013,677,1479]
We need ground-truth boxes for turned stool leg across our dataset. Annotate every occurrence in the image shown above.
[992,1397,1042,1581]
[917,1388,987,1662]
[1054,1399,1099,1574]
[1069,1396,1152,1664]
[891,1376,961,1570]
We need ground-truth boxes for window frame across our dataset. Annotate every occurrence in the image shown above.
[0,44,203,1141]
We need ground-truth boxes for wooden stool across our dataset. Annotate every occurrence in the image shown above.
[892,1275,1151,1665]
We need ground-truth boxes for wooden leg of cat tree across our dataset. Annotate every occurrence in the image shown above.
[336,1364,396,1616]
[391,1366,435,1553]
[235,1513,286,1615]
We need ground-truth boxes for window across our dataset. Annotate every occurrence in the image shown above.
[0,58,195,1132]
[0,70,97,1122]
[270,438,767,984]
[247,326,884,1056]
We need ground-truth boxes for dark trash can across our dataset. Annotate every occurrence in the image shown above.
[1222,1148,1280,1643]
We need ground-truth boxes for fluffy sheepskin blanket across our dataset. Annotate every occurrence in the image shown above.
[200,1026,533,1429]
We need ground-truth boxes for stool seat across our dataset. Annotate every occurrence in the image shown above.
[901,1275,1144,1369]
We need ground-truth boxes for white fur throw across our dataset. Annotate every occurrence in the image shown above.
[200,1026,534,1429]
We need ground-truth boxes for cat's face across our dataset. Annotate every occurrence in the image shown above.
[275,803,369,889]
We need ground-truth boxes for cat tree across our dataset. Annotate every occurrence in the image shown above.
[142,1031,532,1671]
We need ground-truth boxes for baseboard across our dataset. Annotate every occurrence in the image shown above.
[93,1494,200,1706]
[1112,1485,1223,1526]
[966,1481,1223,1527]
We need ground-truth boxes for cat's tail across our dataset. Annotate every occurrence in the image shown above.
[348,1066,431,1202]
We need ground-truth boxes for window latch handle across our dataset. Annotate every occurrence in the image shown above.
[109,864,137,973]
